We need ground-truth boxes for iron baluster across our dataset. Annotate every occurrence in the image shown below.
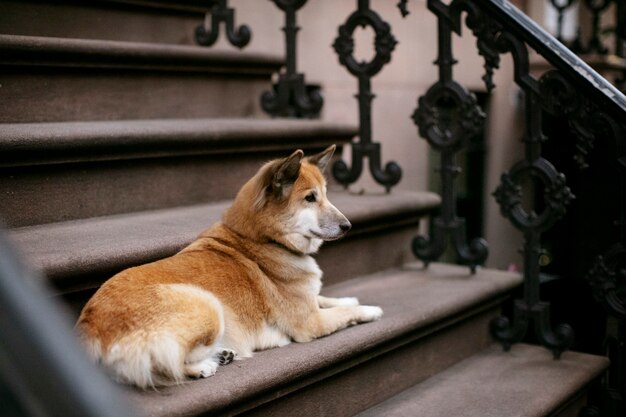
[581,119,626,417]
[195,0,251,48]
[583,244,626,417]
[491,84,576,359]
[585,0,611,55]
[423,0,584,357]
[411,4,488,272]
[261,0,322,118]
[549,0,614,55]
[398,0,410,17]
[548,0,576,43]
[618,1,626,58]
[332,0,402,192]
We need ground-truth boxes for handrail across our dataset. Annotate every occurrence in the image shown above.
[474,0,626,118]
[0,229,134,417]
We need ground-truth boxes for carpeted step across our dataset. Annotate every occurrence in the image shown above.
[356,343,608,417]
[0,34,283,122]
[1,0,222,45]
[8,190,440,300]
[0,118,357,227]
[123,263,522,417]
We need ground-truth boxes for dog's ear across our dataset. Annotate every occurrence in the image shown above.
[307,144,336,173]
[254,150,304,209]
[272,149,303,198]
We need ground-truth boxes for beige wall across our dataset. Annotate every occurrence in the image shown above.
[221,0,530,270]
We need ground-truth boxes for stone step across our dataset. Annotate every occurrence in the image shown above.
[0,118,356,227]
[0,0,220,46]
[356,344,608,417]
[8,190,440,308]
[122,263,523,417]
[0,34,283,122]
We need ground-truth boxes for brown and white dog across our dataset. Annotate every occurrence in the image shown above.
[76,145,383,389]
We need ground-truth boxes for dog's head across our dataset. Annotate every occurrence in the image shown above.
[224,145,351,255]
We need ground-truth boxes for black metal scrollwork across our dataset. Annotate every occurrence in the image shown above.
[423,0,582,357]
[491,154,576,357]
[465,9,502,92]
[587,245,626,320]
[262,0,322,118]
[582,123,626,415]
[195,0,251,48]
[584,244,626,417]
[332,0,402,192]
[411,1,488,273]
[490,65,577,360]
[540,70,621,169]
[397,0,410,17]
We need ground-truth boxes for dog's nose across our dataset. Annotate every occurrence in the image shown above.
[340,221,352,232]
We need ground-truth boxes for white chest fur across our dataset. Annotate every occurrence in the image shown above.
[290,253,323,295]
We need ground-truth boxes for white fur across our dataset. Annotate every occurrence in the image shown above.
[357,306,384,322]
[317,295,360,308]
[104,331,185,388]
[283,233,323,254]
[254,324,292,351]
[220,312,291,360]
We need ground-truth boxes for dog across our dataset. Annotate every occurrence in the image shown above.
[76,145,383,389]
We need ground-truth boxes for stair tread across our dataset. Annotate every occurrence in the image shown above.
[121,263,522,417]
[8,190,441,286]
[356,343,608,417]
[0,118,358,166]
[0,34,283,72]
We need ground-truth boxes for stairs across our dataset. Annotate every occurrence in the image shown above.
[126,263,524,417]
[0,1,609,416]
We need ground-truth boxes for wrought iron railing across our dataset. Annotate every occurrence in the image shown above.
[405,0,625,414]
[3,0,625,415]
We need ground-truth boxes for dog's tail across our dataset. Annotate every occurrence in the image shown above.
[77,283,225,389]
[80,330,189,389]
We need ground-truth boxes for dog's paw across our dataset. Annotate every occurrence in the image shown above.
[217,348,237,365]
[358,305,383,322]
[335,297,360,306]
[185,359,218,379]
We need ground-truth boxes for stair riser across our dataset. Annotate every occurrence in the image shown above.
[0,69,270,123]
[0,1,204,45]
[551,393,588,417]
[319,225,417,288]
[1,148,344,227]
[223,305,501,417]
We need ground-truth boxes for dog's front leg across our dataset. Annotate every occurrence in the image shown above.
[290,305,383,343]
[317,295,359,308]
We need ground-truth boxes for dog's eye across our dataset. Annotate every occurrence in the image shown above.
[305,193,317,203]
